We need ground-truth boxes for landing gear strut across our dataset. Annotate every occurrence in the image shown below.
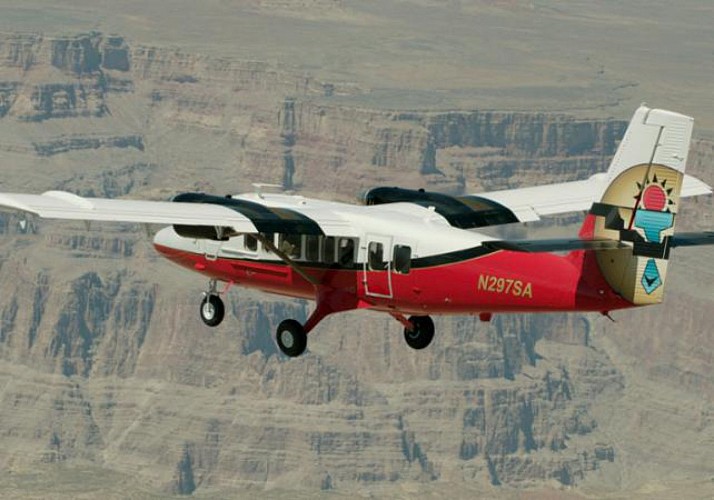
[199,279,225,327]
[274,288,353,358]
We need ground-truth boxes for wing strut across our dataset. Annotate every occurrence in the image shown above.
[254,234,320,286]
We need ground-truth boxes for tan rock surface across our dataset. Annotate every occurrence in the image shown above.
[0,2,711,498]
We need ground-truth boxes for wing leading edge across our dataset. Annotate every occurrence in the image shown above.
[0,191,259,232]
[0,191,334,237]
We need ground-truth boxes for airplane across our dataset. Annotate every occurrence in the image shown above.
[0,105,713,358]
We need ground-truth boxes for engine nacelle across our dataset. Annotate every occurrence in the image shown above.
[362,186,518,229]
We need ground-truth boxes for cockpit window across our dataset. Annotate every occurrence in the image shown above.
[278,233,301,259]
[306,235,320,261]
[260,233,274,253]
[244,234,258,252]
[323,237,336,264]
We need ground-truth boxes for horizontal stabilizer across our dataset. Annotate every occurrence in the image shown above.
[670,231,714,248]
[483,238,628,253]
[485,231,714,253]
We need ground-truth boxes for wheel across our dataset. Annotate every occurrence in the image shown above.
[404,315,435,350]
[200,294,225,327]
[276,319,307,357]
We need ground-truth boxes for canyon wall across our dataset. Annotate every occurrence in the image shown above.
[0,32,711,497]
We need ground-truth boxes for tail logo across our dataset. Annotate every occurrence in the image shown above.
[592,164,684,305]
[632,174,676,295]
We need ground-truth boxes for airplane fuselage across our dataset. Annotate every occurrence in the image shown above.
[152,193,632,318]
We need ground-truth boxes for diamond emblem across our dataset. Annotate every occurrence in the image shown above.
[641,259,662,294]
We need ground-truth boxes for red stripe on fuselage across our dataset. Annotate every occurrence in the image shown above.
[154,243,632,315]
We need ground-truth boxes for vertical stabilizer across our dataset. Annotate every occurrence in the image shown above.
[586,105,693,305]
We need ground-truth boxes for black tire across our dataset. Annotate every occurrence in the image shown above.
[404,315,435,350]
[200,294,225,327]
[276,319,307,357]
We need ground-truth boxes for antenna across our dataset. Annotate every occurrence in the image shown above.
[252,183,283,199]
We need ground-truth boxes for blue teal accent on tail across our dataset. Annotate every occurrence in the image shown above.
[641,259,662,294]
[634,210,674,243]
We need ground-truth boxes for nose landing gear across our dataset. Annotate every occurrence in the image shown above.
[199,279,228,327]
[200,294,225,326]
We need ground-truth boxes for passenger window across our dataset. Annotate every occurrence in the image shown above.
[368,242,385,270]
[278,233,301,259]
[393,245,412,274]
[323,236,336,264]
[244,234,258,252]
[338,238,355,266]
[305,235,320,261]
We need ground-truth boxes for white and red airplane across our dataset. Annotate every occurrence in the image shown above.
[1,106,713,357]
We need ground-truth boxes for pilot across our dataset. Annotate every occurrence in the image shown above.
[279,237,298,258]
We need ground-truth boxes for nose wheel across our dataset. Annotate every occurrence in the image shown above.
[199,279,228,327]
[200,294,225,327]
[403,315,434,350]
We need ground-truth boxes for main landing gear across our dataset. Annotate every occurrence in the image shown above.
[389,312,435,350]
[273,290,349,358]
[199,279,226,327]
[274,299,332,358]
[197,280,437,357]
[276,319,308,357]
[402,315,435,350]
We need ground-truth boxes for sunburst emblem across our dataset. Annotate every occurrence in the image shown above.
[636,173,675,212]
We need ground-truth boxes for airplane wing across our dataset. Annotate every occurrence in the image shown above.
[477,173,711,220]
[365,173,712,229]
[0,190,266,235]
[0,173,710,238]
[0,190,337,237]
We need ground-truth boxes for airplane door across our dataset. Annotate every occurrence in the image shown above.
[363,234,393,298]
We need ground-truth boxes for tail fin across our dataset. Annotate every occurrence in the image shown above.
[583,105,694,305]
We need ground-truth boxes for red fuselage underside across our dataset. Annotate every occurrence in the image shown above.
[154,244,633,316]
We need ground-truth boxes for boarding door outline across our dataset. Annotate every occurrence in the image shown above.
[363,234,393,298]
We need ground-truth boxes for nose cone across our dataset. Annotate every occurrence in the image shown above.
[153,226,180,254]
